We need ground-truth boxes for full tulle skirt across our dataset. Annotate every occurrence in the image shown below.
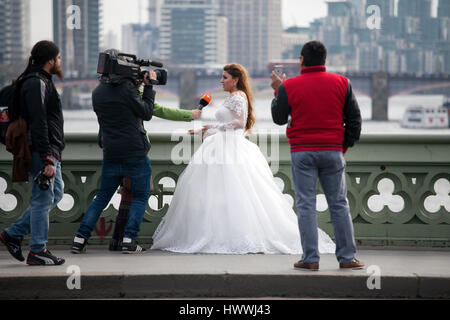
[151,131,336,254]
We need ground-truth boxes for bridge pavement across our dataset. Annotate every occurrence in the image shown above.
[1,246,449,299]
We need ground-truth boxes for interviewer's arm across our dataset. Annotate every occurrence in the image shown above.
[153,103,194,121]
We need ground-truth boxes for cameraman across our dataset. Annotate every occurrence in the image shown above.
[71,49,155,254]
[109,81,203,251]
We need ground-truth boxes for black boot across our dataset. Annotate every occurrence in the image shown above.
[110,182,132,251]
[108,238,122,251]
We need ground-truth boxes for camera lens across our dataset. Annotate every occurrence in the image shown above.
[154,69,168,85]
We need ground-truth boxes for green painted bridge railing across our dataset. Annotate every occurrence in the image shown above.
[1,133,449,247]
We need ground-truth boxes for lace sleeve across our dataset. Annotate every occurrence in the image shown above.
[212,93,247,131]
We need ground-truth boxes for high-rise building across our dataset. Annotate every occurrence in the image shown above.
[103,30,119,51]
[324,2,353,49]
[437,1,450,73]
[148,0,163,27]
[160,0,226,68]
[280,0,449,74]
[0,0,30,65]
[440,17,450,41]
[348,0,367,28]
[398,0,432,19]
[53,0,101,78]
[282,27,311,60]
[349,0,366,16]
[21,0,31,56]
[218,0,282,74]
[438,0,450,18]
[122,24,160,59]
[216,16,228,66]
[327,1,352,17]
[437,41,450,73]
[422,18,441,43]
[366,0,395,17]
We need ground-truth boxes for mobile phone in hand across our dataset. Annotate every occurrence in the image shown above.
[273,65,284,77]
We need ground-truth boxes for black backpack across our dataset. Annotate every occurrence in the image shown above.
[0,83,18,145]
[0,73,48,145]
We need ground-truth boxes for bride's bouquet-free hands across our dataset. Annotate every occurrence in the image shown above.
[187,124,213,138]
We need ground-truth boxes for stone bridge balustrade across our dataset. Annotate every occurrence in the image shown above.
[0,133,449,247]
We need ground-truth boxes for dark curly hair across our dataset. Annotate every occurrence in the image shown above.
[16,40,60,82]
[300,41,327,67]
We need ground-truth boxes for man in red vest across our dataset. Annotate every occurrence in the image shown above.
[271,41,364,271]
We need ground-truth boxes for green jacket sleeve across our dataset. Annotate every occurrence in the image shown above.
[139,89,193,121]
[153,102,193,122]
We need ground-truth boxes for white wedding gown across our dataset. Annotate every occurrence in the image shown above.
[151,92,336,254]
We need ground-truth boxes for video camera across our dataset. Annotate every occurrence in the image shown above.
[97,52,167,85]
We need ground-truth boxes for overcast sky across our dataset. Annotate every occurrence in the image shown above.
[30,0,328,46]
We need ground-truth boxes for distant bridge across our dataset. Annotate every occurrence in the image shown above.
[56,71,450,120]
[331,72,450,96]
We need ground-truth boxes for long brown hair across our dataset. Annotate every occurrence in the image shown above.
[223,63,255,132]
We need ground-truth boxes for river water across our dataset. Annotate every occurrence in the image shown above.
[63,94,450,135]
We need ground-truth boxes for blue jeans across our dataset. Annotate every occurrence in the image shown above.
[76,156,152,240]
[291,151,357,264]
[6,152,64,253]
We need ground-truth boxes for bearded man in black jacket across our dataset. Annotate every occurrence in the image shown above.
[0,40,66,265]
[71,49,156,254]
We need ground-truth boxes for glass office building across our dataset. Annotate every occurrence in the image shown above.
[160,0,224,67]
[53,0,101,77]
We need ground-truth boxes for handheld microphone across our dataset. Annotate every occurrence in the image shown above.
[197,93,212,110]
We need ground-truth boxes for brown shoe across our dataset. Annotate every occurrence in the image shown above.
[294,260,319,271]
[339,259,365,270]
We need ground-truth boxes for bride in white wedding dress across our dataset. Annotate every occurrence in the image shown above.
[151,63,336,254]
